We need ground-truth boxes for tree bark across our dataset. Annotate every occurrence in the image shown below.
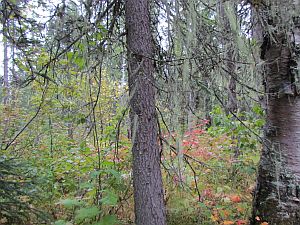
[251,1,300,224]
[218,0,237,114]
[3,29,9,105]
[125,1,166,225]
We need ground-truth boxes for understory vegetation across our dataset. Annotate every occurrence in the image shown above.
[2,0,293,224]
[1,89,263,224]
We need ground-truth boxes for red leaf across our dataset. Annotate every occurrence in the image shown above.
[236,220,247,225]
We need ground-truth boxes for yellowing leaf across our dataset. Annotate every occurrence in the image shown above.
[19,195,30,203]
[211,214,219,222]
[223,221,234,225]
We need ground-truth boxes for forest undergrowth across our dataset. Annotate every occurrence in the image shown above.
[1,98,263,225]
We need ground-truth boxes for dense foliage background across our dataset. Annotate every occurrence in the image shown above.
[0,0,271,224]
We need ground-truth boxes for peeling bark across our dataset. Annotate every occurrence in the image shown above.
[252,96,300,224]
[251,1,300,223]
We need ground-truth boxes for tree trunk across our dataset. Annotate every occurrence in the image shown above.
[125,1,166,225]
[226,50,237,113]
[218,0,237,114]
[251,1,300,224]
[3,30,9,105]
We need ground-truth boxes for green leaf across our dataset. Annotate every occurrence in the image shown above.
[250,154,260,164]
[99,215,119,225]
[90,170,101,178]
[100,190,118,206]
[253,104,264,116]
[66,52,75,61]
[255,119,265,127]
[80,182,94,190]
[54,220,73,225]
[223,185,231,192]
[102,161,114,167]
[96,33,103,41]
[54,220,67,225]
[75,206,100,223]
[91,215,119,225]
[105,169,121,180]
[216,187,223,193]
[59,199,82,208]
[74,56,85,69]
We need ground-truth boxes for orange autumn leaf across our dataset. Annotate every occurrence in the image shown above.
[223,209,230,217]
[261,222,269,225]
[230,195,241,203]
[223,221,234,225]
[236,206,245,213]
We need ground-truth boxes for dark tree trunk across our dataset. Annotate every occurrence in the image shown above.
[125,1,166,225]
[251,1,300,224]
